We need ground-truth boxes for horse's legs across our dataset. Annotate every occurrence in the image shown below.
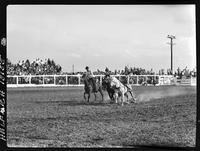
[88,92,90,102]
[121,93,125,106]
[99,89,104,102]
[84,92,86,101]
[108,91,112,100]
[94,93,97,102]
[129,91,136,103]
[125,92,129,104]
[114,93,118,104]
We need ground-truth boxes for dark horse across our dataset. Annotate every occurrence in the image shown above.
[82,73,104,102]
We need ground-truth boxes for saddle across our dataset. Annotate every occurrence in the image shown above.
[85,77,98,92]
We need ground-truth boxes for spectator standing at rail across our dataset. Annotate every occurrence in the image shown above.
[180,66,187,79]
[85,66,97,92]
[177,67,181,77]
[192,67,196,77]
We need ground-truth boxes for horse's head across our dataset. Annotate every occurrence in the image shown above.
[82,73,86,79]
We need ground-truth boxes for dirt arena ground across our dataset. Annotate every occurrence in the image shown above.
[7,85,196,148]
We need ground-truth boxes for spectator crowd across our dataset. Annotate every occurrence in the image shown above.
[7,58,62,75]
[6,58,196,79]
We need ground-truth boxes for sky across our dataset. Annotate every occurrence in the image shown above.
[7,5,196,73]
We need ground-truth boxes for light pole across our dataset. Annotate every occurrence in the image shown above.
[167,35,175,75]
[72,64,74,74]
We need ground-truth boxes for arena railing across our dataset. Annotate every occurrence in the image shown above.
[6,74,195,87]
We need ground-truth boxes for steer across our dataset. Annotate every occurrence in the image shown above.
[110,76,136,106]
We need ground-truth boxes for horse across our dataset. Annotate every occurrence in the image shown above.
[82,73,104,102]
[103,75,137,106]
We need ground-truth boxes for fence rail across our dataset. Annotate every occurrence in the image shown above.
[6,74,196,87]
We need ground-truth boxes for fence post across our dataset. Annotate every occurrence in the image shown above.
[78,75,81,85]
[145,75,148,84]
[127,75,130,85]
[29,76,31,84]
[174,76,177,85]
[43,75,45,85]
[100,75,102,85]
[16,76,18,85]
[54,75,56,85]
[158,76,161,85]
[66,75,68,85]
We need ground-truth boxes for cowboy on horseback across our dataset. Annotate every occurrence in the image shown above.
[105,67,111,77]
[85,66,97,92]
[102,67,115,101]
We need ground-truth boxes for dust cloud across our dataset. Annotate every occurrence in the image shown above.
[136,87,191,102]
[103,86,196,103]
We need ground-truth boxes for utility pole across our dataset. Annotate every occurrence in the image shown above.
[72,64,74,74]
[167,35,176,75]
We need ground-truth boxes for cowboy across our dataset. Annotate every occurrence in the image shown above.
[105,67,111,78]
[104,67,121,88]
[85,66,97,92]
